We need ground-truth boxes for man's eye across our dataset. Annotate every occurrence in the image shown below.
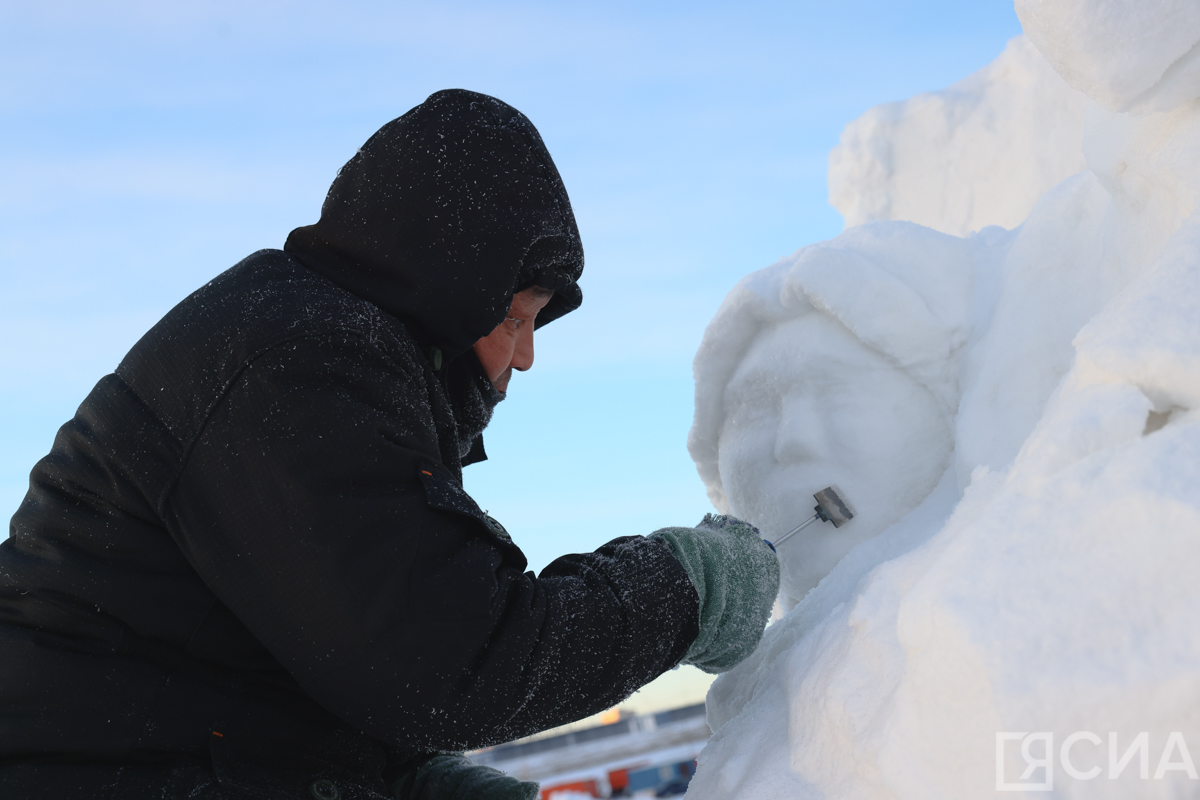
[505,317,525,331]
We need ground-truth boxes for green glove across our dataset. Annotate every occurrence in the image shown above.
[650,513,780,674]
[393,753,538,800]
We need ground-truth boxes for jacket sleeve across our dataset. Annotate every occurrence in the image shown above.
[165,332,699,752]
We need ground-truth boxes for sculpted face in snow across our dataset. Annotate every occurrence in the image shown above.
[690,222,977,610]
[718,312,951,607]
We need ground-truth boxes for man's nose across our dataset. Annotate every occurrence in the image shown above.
[511,325,535,372]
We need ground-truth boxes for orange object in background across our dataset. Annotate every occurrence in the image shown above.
[597,707,622,725]
[540,778,600,799]
[608,767,630,794]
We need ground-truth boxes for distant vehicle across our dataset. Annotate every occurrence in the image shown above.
[655,778,691,797]
[540,778,601,798]
[475,701,708,799]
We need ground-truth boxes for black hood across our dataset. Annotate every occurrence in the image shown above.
[284,89,584,361]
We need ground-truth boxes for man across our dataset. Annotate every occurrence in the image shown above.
[0,90,778,798]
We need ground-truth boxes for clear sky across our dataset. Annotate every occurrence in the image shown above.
[1,0,1021,575]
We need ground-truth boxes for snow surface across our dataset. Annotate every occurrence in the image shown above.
[1015,0,1200,115]
[829,35,1087,237]
[687,2,1200,797]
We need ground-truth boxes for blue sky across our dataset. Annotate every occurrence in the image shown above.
[1,0,1022,573]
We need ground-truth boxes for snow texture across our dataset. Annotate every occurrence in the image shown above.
[687,2,1200,797]
[1016,0,1200,115]
[829,35,1088,237]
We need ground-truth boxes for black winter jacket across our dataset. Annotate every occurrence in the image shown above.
[0,90,699,784]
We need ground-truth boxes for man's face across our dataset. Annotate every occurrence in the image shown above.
[472,287,554,392]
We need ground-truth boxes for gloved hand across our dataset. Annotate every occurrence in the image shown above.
[650,514,779,674]
[392,753,538,800]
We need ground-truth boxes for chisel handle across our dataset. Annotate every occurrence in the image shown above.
[764,513,819,551]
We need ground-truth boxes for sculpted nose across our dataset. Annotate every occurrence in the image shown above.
[773,394,828,465]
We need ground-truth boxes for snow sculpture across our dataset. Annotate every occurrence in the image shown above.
[1015,0,1200,114]
[688,1,1200,797]
[689,222,996,608]
[829,35,1087,236]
